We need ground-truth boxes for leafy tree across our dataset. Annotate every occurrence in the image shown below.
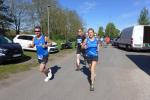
[114,29,120,37]
[64,9,83,41]
[105,22,115,37]
[0,0,13,34]
[138,7,150,25]
[4,0,84,40]
[105,22,120,38]
[31,0,83,40]
[32,0,59,36]
[7,0,29,35]
[98,26,104,37]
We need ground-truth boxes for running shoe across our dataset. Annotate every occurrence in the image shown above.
[48,69,52,79]
[44,69,52,82]
[90,84,94,91]
[44,76,49,82]
[75,68,80,71]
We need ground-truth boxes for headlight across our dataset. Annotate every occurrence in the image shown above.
[0,48,7,56]
[0,48,8,52]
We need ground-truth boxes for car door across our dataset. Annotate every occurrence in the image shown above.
[17,35,33,49]
[132,26,143,48]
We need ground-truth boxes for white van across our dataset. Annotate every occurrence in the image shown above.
[117,25,150,50]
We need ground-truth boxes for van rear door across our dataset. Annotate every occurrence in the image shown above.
[132,26,143,48]
[143,26,150,48]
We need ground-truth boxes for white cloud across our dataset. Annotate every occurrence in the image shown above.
[79,0,96,14]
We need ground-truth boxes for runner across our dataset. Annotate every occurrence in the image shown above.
[76,28,85,71]
[82,28,99,91]
[105,35,110,47]
[29,26,52,82]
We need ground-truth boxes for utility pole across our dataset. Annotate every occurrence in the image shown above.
[47,6,50,39]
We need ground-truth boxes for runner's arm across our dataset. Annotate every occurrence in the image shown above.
[43,36,52,47]
[81,39,87,49]
[28,38,35,48]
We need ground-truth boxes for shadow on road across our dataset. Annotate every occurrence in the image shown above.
[80,66,91,85]
[80,59,86,65]
[49,65,61,80]
[117,47,150,53]
[126,54,150,76]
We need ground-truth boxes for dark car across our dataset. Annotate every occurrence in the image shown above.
[0,35,23,64]
[111,37,120,46]
[60,40,73,50]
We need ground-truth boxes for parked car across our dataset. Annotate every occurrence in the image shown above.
[111,37,119,46]
[0,35,23,64]
[117,25,150,50]
[60,40,72,50]
[13,34,59,53]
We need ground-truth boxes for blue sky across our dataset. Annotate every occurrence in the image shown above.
[58,0,150,32]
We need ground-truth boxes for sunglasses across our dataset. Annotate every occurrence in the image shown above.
[34,31,40,32]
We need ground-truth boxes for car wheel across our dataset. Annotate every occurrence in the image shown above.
[126,45,131,51]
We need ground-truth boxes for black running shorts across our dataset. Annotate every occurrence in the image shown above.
[38,56,48,64]
[86,56,98,64]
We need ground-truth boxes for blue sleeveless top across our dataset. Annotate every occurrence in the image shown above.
[86,37,98,57]
[34,35,48,59]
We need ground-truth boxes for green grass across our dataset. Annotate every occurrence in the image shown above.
[0,49,75,80]
[54,40,64,49]
[0,51,38,80]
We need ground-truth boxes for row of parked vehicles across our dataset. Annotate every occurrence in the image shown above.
[0,34,59,64]
[0,35,23,64]
[112,25,150,50]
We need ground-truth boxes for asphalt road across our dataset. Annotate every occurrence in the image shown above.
[0,46,150,100]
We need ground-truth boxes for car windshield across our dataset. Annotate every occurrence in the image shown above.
[0,35,12,44]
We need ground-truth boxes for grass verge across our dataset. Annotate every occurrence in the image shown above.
[0,49,75,80]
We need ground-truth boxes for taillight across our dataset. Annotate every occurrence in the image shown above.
[131,38,133,44]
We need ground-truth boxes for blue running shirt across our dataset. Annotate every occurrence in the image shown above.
[34,35,48,59]
[86,37,98,57]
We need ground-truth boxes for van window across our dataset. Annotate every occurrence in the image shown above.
[143,26,150,43]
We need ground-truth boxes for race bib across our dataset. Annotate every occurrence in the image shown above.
[77,39,82,44]
[38,55,43,60]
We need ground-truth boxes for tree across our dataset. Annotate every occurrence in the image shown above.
[0,0,13,34]
[21,2,38,32]
[32,0,58,35]
[105,22,120,38]
[64,9,83,41]
[31,0,83,40]
[105,22,115,37]
[7,0,28,35]
[98,26,104,37]
[138,7,150,25]
[4,0,84,40]
[114,29,120,37]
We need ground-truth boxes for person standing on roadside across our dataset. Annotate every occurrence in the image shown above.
[76,28,86,71]
[100,36,104,47]
[105,35,110,47]
[29,26,52,82]
[82,28,99,91]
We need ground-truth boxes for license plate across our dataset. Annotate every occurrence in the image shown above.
[13,54,21,57]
